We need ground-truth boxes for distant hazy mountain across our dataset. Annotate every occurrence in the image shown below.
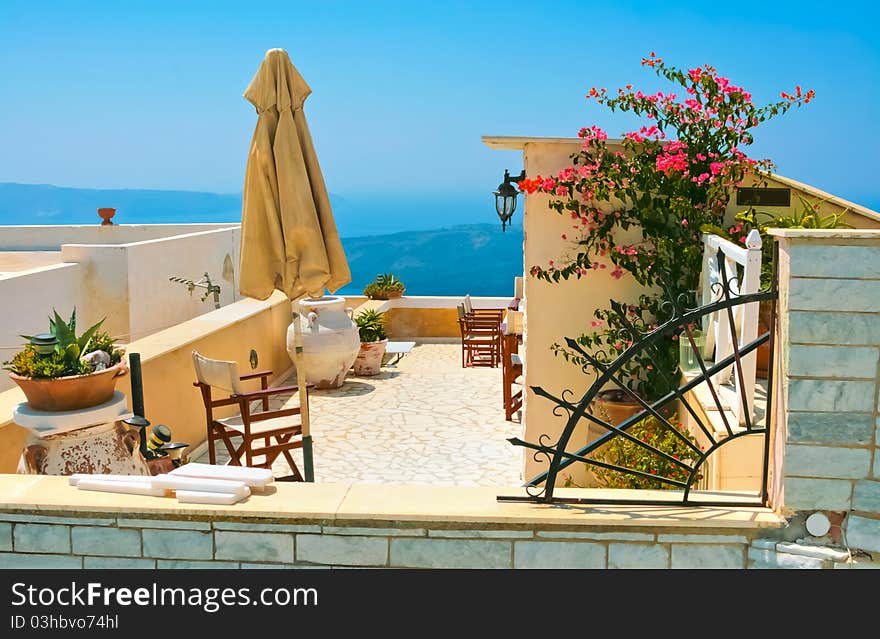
[0,182,243,224]
[339,224,523,297]
[0,182,523,296]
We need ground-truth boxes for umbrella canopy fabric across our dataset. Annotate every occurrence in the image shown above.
[239,48,351,301]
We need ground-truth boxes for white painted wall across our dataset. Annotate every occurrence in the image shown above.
[60,227,241,342]
[0,224,239,250]
[0,263,83,391]
[59,244,131,343]
[125,227,242,341]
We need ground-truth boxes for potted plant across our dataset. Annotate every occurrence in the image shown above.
[363,272,406,300]
[352,309,388,376]
[3,309,126,411]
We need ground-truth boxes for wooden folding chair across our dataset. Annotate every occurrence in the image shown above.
[501,333,523,420]
[457,304,501,368]
[192,350,311,481]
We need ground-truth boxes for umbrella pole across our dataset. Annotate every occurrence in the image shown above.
[291,311,314,482]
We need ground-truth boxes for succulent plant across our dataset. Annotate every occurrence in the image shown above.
[363,272,406,300]
[4,308,122,378]
[354,309,387,343]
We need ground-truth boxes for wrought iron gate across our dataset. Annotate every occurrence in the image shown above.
[503,247,778,507]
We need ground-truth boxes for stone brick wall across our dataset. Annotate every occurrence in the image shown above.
[4,511,877,569]
[771,230,880,555]
[0,512,770,569]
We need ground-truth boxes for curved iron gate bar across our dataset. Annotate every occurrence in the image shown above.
[609,300,718,446]
[524,385,696,472]
[681,321,734,437]
[514,328,770,491]
[533,288,775,500]
[510,437,690,488]
[681,429,766,502]
[563,338,703,457]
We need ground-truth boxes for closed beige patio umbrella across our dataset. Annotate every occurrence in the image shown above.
[239,47,351,301]
[239,48,351,481]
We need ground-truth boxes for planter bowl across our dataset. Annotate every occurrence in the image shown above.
[9,361,128,412]
[369,289,404,301]
[353,339,388,376]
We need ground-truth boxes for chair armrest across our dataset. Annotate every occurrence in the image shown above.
[240,369,273,381]
[234,384,313,400]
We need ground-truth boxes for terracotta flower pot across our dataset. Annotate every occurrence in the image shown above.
[98,207,116,226]
[9,361,128,412]
[353,339,388,376]
[589,388,643,436]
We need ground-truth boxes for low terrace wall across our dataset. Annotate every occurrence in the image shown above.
[0,476,792,569]
[0,224,239,251]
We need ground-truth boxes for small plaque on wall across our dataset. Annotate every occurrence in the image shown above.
[735,187,791,207]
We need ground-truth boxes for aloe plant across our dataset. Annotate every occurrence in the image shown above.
[363,272,405,300]
[354,309,387,343]
[48,308,105,367]
[9,308,117,378]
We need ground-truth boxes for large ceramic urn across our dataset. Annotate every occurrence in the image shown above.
[287,296,360,389]
[15,391,151,476]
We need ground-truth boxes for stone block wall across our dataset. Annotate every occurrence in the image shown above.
[5,510,877,569]
[0,512,769,569]
[771,230,880,555]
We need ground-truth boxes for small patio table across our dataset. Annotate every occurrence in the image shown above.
[384,341,416,366]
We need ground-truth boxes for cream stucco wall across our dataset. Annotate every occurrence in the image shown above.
[519,140,651,486]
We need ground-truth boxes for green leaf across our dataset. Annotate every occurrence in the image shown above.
[77,318,105,353]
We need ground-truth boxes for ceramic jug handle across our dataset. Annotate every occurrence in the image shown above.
[346,307,354,320]
[307,312,318,328]
[122,429,140,456]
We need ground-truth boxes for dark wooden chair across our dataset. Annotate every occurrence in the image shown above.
[192,350,311,481]
[501,333,523,420]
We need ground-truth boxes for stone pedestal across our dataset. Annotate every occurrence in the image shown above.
[14,391,151,476]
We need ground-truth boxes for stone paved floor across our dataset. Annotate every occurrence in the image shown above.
[196,343,523,486]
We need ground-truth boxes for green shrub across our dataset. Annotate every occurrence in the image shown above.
[587,411,703,490]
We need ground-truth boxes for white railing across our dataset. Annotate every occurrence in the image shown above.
[699,229,763,425]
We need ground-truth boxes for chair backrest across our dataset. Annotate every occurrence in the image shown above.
[456,303,466,320]
[192,350,243,395]
[463,294,474,314]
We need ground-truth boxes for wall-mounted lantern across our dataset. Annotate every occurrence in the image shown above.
[493,169,526,232]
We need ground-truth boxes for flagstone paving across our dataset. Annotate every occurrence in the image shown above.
[196,343,524,486]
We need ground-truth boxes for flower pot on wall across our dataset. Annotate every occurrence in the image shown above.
[98,207,116,225]
[352,339,388,376]
[9,361,128,412]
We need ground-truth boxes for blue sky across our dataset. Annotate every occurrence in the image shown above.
[1,0,878,213]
